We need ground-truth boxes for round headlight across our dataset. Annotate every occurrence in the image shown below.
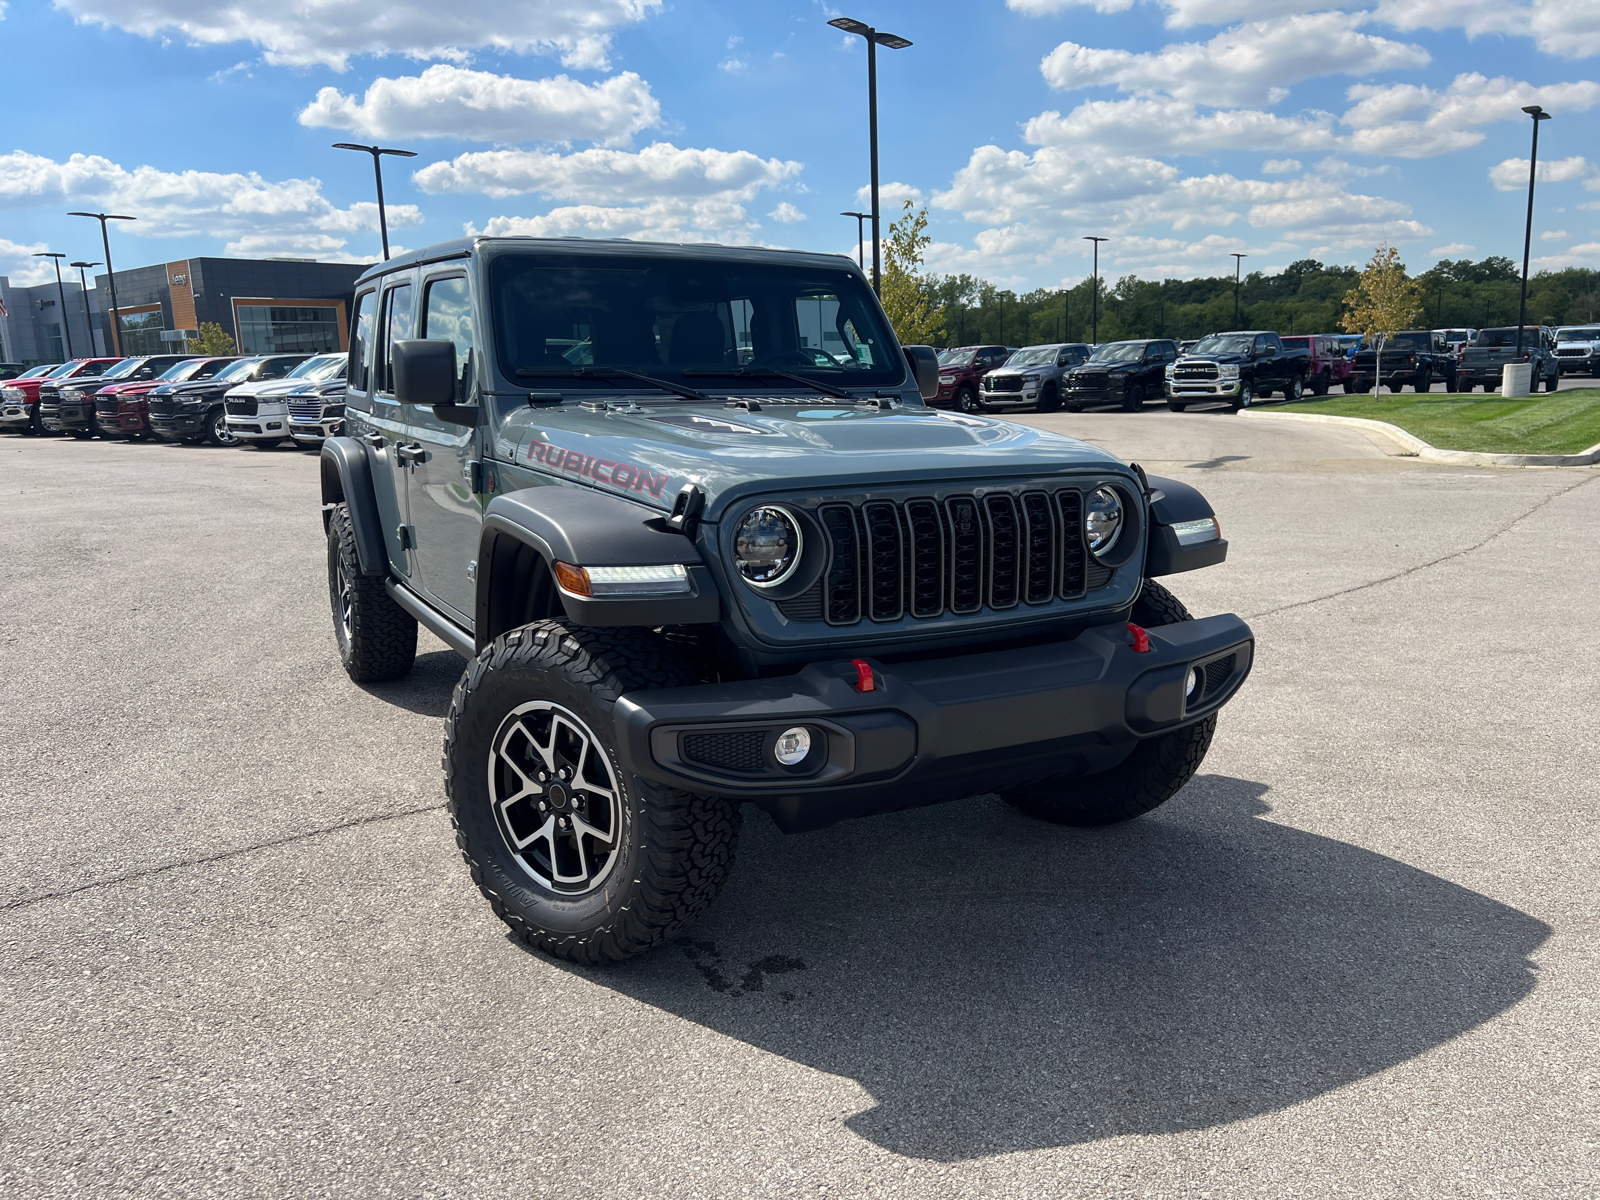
[1086,487,1123,556]
[734,506,802,587]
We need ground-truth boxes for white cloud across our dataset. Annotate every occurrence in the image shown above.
[1376,0,1600,61]
[1040,14,1428,108]
[1314,157,1394,179]
[1488,155,1597,191]
[54,0,661,71]
[1344,74,1600,157]
[768,202,806,223]
[413,142,802,203]
[1007,0,1134,14]
[298,66,660,145]
[466,198,770,246]
[0,150,418,259]
[0,236,56,287]
[1263,158,1301,174]
[1025,99,1338,156]
[1430,242,1476,255]
[854,182,923,210]
[1541,230,1570,240]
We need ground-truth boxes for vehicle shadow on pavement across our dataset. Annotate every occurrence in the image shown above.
[557,773,1549,1161]
[358,649,463,717]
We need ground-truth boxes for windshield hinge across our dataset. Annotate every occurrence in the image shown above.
[859,396,903,411]
[665,483,706,538]
[726,399,762,412]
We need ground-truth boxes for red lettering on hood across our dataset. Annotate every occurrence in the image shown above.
[526,441,670,499]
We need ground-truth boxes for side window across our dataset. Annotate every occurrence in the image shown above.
[258,359,289,380]
[376,282,414,397]
[349,290,376,408]
[422,276,476,402]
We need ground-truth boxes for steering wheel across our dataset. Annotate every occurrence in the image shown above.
[757,350,819,368]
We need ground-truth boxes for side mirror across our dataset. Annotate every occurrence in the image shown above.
[393,339,457,408]
[903,344,940,401]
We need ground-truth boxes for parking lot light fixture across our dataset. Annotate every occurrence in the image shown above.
[1230,253,1249,329]
[828,17,913,296]
[68,212,136,355]
[333,143,418,261]
[840,211,869,268]
[70,261,100,354]
[1083,237,1107,342]
[32,251,73,358]
[1515,106,1552,358]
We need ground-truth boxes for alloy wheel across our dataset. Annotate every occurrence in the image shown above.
[211,411,238,446]
[335,554,354,644]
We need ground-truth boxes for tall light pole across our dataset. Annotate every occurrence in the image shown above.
[1083,236,1107,343]
[333,143,418,261]
[1231,252,1248,329]
[1515,105,1552,358]
[840,211,869,268]
[828,17,913,296]
[68,212,136,356]
[70,261,100,355]
[32,252,73,358]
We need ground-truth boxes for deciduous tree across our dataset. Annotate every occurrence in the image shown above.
[880,200,946,346]
[1341,244,1422,395]
[190,322,237,356]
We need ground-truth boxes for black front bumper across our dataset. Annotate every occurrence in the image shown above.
[149,408,210,436]
[614,615,1253,832]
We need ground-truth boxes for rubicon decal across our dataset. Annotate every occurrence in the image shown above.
[525,441,671,498]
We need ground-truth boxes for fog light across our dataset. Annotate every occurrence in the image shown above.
[1187,667,1202,698]
[774,727,812,766]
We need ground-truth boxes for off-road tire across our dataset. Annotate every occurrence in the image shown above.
[1311,371,1329,396]
[444,621,740,965]
[1000,579,1215,827]
[327,503,416,682]
[1037,383,1061,413]
[1121,384,1145,413]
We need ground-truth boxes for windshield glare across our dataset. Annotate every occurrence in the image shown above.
[937,349,976,367]
[1193,336,1252,355]
[1557,329,1600,341]
[161,359,207,381]
[19,365,56,379]
[489,255,901,390]
[212,359,258,383]
[288,354,344,380]
[1088,342,1147,363]
[98,357,147,380]
[1006,347,1057,367]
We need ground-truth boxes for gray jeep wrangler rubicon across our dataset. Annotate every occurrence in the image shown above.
[320,237,1254,964]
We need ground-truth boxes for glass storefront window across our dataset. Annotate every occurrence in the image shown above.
[119,312,165,356]
[237,304,341,354]
[43,323,64,361]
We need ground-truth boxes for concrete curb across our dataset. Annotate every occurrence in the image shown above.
[1237,409,1600,467]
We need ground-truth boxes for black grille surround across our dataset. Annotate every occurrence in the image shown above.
[761,479,1136,633]
[226,399,258,416]
[1174,362,1219,381]
[95,395,121,414]
[682,731,766,773]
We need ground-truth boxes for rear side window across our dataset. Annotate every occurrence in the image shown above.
[349,290,376,401]
[422,276,476,402]
[377,283,414,396]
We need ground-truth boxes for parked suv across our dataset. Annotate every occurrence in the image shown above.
[46,354,193,438]
[96,356,241,439]
[318,236,1251,963]
[225,353,337,448]
[1553,326,1600,376]
[1350,330,1455,393]
[149,354,308,445]
[1165,332,1310,410]
[1065,340,1179,412]
[18,358,120,436]
[287,358,350,448]
[934,345,1010,411]
[1280,335,1352,395]
[979,343,1090,412]
[0,364,62,434]
[1457,327,1559,393]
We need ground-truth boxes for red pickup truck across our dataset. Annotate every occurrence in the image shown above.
[1280,335,1352,395]
[934,345,1012,412]
[0,358,119,435]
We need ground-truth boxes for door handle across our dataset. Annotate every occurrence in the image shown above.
[396,443,426,463]
[362,432,385,448]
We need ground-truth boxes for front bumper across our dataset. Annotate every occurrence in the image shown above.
[982,389,1039,407]
[614,614,1254,832]
[227,413,290,440]
[1556,355,1596,373]
[1167,379,1241,397]
[289,419,343,443]
[47,403,96,434]
[149,408,210,437]
[97,410,149,436]
[0,403,35,430]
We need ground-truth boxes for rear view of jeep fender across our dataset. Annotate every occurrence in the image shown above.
[320,437,386,576]
[476,487,720,649]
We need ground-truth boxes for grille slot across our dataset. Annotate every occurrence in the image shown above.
[862,501,904,622]
[1022,492,1056,605]
[1202,655,1235,695]
[226,399,258,416]
[983,494,1020,609]
[903,500,945,617]
[681,731,766,773]
[819,506,861,625]
[945,496,984,615]
[1056,491,1086,598]
[287,398,323,422]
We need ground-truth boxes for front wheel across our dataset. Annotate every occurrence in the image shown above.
[1036,383,1061,413]
[1311,372,1329,396]
[327,503,416,682]
[1230,382,1254,410]
[956,385,980,413]
[445,622,740,964]
[1120,384,1145,413]
[1001,580,1214,827]
[206,408,238,447]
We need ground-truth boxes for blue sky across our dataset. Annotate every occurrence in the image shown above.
[2,0,1597,291]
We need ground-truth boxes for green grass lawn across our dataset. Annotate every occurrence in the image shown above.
[1274,387,1600,455]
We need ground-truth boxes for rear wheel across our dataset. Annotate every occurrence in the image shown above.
[1285,376,1304,402]
[1311,371,1329,396]
[1000,580,1215,827]
[327,503,416,682]
[1414,369,1431,393]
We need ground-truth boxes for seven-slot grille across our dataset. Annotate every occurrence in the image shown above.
[225,398,258,416]
[790,488,1097,626]
[1174,362,1219,381]
[287,397,323,422]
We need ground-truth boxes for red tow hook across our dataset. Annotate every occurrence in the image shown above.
[1126,623,1151,654]
[851,658,876,692]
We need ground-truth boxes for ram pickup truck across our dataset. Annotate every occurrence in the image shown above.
[225,353,337,447]
[95,355,241,438]
[3,358,119,435]
[149,354,308,445]
[45,354,193,437]
[318,235,1252,964]
[0,364,60,433]
[1553,326,1600,376]
[1280,335,1352,395]
[933,345,1011,412]
[1064,340,1179,412]
[1456,327,1559,393]
[287,360,350,447]
[979,342,1091,412]
[1350,330,1455,393]
[1164,331,1309,410]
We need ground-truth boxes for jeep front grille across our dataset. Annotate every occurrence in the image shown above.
[784,487,1102,626]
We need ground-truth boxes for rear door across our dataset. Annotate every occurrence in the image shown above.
[404,271,482,622]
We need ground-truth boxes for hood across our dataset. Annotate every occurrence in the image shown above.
[166,378,235,397]
[95,380,160,397]
[1073,361,1136,373]
[286,380,347,397]
[226,379,301,398]
[498,397,1129,518]
[1177,352,1246,365]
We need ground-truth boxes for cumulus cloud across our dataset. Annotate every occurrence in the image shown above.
[1376,0,1600,61]
[1026,99,1338,156]
[854,182,923,210]
[413,143,802,203]
[0,236,57,287]
[298,66,660,145]
[1541,230,1570,240]
[1430,243,1476,256]
[1007,0,1134,14]
[1040,14,1428,108]
[0,150,418,259]
[466,198,768,246]
[1343,73,1600,157]
[1263,158,1301,174]
[768,202,806,223]
[1488,155,1597,191]
[54,0,661,71]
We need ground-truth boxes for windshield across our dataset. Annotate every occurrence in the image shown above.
[19,365,57,379]
[1557,328,1600,341]
[1475,329,1536,347]
[937,348,976,367]
[1442,331,1470,343]
[1006,346,1058,367]
[287,354,345,380]
[211,359,259,383]
[97,357,148,381]
[1193,335,1253,356]
[1087,342,1147,363]
[161,359,209,381]
[489,254,902,390]
[1387,332,1431,349]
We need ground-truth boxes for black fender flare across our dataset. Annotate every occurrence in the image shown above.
[1143,474,1228,577]
[477,486,720,646]
[319,437,387,576]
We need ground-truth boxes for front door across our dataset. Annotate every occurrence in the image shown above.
[403,273,482,621]
[367,278,417,579]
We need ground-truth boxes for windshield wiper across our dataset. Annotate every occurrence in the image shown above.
[680,365,852,399]
[515,365,708,402]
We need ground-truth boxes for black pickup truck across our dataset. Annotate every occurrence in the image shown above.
[1350,330,1455,393]
[1164,331,1310,411]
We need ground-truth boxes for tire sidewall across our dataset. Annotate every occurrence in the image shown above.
[208,407,237,446]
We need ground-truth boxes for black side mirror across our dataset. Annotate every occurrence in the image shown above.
[393,339,457,407]
[902,344,939,400]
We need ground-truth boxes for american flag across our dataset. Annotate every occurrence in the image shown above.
[0,295,8,318]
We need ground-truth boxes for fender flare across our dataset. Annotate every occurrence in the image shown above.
[1144,474,1228,577]
[319,437,387,576]
[476,486,720,646]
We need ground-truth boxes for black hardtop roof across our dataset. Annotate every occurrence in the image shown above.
[356,235,859,288]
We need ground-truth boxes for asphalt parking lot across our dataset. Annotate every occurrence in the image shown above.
[2,420,1597,1199]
